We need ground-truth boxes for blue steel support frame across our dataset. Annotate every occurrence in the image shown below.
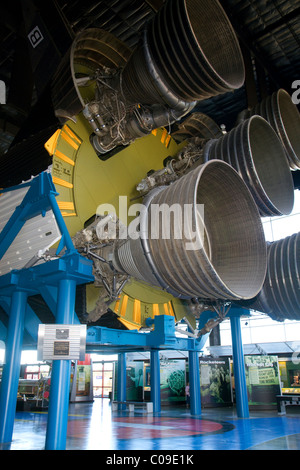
[0,290,27,445]
[87,316,208,415]
[86,315,208,355]
[0,173,94,449]
[86,315,208,415]
[189,349,201,416]
[229,308,250,418]
[0,172,218,446]
[150,350,161,413]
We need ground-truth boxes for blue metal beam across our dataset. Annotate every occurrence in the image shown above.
[229,307,250,418]
[117,353,127,408]
[0,174,55,260]
[86,315,208,354]
[0,172,77,263]
[0,295,40,345]
[150,350,161,413]
[189,350,201,416]
[0,253,93,296]
[0,318,6,342]
[39,285,80,324]
[0,297,10,337]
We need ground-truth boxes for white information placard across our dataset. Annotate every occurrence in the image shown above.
[37,324,87,361]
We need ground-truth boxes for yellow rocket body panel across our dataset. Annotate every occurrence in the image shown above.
[45,114,192,328]
[50,115,180,229]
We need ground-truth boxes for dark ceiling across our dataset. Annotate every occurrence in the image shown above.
[0,0,299,186]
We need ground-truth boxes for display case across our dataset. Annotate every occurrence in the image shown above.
[17,377,50,410]
[279,359,300,395]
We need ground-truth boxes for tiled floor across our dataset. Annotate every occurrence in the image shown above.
[3,398,300,450]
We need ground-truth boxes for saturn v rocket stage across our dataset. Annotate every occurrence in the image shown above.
[0,0,299,333]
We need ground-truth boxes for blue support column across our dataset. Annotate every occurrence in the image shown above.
[117,353,127,409]
[188,349,201,416]
[45,278,76,450]
[150,350,161,413]
[230,313,249,418]
[0,290,27,445]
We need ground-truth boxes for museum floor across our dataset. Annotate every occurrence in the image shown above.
[3,398,300,451]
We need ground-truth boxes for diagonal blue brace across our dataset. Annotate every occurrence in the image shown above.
[229,307,250,418]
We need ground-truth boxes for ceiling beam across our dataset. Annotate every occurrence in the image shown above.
[221,4,292,92]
